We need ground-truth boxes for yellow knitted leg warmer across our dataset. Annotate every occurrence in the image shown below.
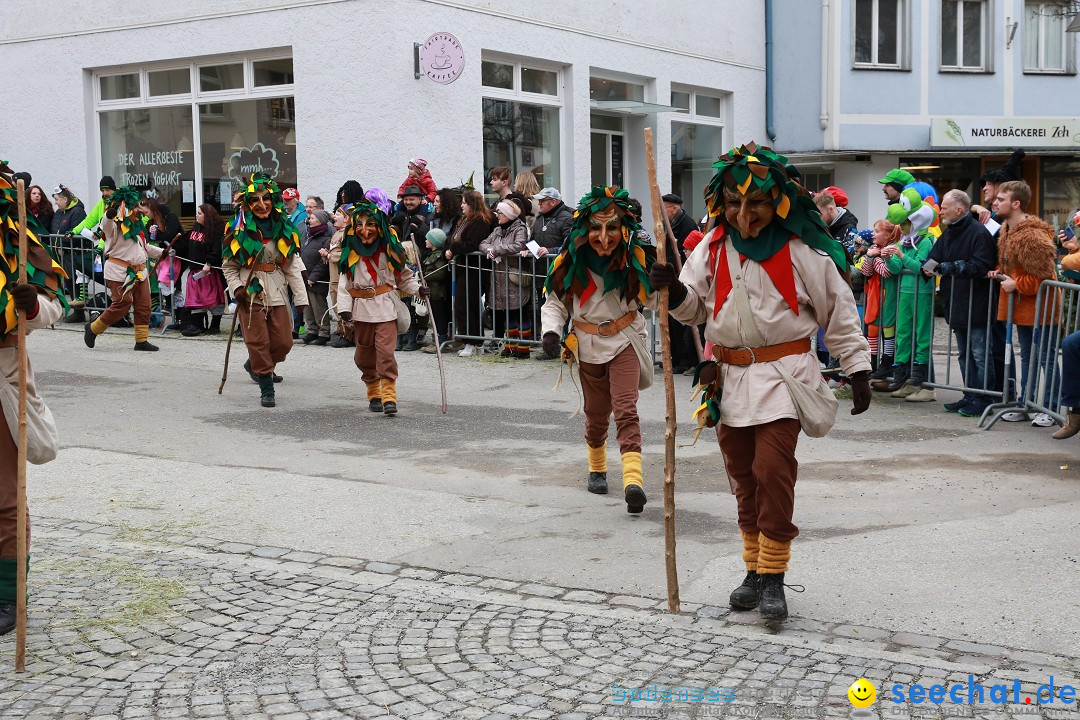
[757,533,791,575]
[366,380,382,401]
[741,530,760,572]
[90,318,108,335]
[587,445,607,473]
[621,451,643,491]
[381,380,396,404]
[134,325,149,343]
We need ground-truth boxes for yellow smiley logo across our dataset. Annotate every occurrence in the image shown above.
[848,678,876,708]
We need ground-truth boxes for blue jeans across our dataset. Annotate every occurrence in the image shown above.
[1016,324,1061,409]
[1059,331,1080,409]
[953,326,988,403]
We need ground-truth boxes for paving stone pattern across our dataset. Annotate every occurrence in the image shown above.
[0,519,1077,720]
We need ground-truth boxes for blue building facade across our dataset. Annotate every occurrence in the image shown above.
[771,0,1080,230]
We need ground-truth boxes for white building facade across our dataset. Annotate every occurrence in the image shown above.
[1,0,765,227]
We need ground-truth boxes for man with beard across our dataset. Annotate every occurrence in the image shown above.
[336,200,424,415]
[221,174,307,408]
[650,143,872,620]
[541,187,657,514]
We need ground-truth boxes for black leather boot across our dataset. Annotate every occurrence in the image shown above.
[181,310,204,336]
[729,571,761,610]
[869,354,893,380]
[0,603,13,636]
[758,572,788,620]
[84,321,97,349]
[886,364,910,392]
[624,485,646,514]
[259,375,275,407]
[587,472,608,494]
[205,314,222,335]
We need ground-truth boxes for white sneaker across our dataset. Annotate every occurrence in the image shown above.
[1031,413,1056,427]
[458,344,479,357]
[1000,411,1027,422]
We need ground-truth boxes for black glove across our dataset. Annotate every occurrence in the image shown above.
[649,262,688,309]
[10,283,38,314]
[936,261,955,276]
[542,331,560,359]
[850,370,872,415]
[339,311,352,323]
[234,287,249,303]
[417,285,430,298]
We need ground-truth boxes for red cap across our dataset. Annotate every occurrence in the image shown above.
[822,186,848,207]
[682,229,705,253]
[282,188,300,200]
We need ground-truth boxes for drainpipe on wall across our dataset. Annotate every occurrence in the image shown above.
[820,0,830,132]
[765,0,776,141]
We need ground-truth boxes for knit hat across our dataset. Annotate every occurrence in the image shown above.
[857,229,874,246]
[409,158,428,171]
[495,200,520,220]
[12,171,30,187]
[981,149,1025,185]
[99,175,116,190]
[310,209,331,225]
[821,186,848,207]
[427,227,447,248]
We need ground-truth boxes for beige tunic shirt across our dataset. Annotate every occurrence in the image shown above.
[336,251,419,323]
[222,241,308,309]
[0,294,64,426]
[540,270,657,364]
[671,233,870,427]
[101,218,162,282]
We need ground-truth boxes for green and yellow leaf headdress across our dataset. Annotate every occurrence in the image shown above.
[704,141,846,272]
[104,186,146,244]
[0,162,70,336]
[337,201,408,276]
[544,186,655,306]
[222,173,300,266]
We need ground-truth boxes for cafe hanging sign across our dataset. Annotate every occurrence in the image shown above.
[931,117,1080,148]
[417,32,464,85]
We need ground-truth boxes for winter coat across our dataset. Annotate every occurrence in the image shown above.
[926,213,997,329]
[29,204,54,234]
[51,198,87,235]
[995,216,1059,326]
[884,232,934,295]
[828,207,860,249]
[447,216,493,257]
[670,209,699,243]
[531,201,574,251]
[859,254,898,328]
[300,225,332,284]
[421,245,451,301]
[479,218,530,310]
[390,207,429,256]
[174,222,223,271]
[397,170,437,202]
[72,197,105,236]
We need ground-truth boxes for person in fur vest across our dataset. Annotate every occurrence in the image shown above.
[988,180,1061,418]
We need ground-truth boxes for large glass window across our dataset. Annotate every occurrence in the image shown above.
[199,63,244,93]
[100,105,195,215]
[482,99,559,188]
[148,69,191,97]
[1041,158,1080,229]
[1024,1,1071,73]
[898,157,981,199]
[670,123,724,224]
[854,0,907,68]
[589,77,644,102]
[941,0,989,71]
[200,97,296,218]
[100,74,140,101]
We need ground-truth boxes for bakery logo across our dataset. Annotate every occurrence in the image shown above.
[419,32,464,85]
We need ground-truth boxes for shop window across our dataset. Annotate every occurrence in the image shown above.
[148,68,191,97]
[670,91,691,112]
[199,63,244,93]
[1024,2,1073,73]
[253,58,294,87]
[898,157,981,199]
[521,67,558,96]
[590,77,644,102]
[799,170,835,193]
[854,0,910,69]
[941,0,991,71]
[481,60,514,89]
[671,123,724,223]
[100,105,195,215]
[482,99,559,189]
[100,73,140,101]
[1041,158,1080,229]
[199,96,297,218]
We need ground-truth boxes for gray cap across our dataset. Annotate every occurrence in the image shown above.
[532,187,562,201]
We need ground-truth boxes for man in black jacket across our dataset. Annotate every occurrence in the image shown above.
[661,193,701,373]
[926,189,998,416]
[389,186,429,350]
[531,187,574,253]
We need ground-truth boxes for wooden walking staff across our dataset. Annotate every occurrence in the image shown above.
[410,234,447,414]
[643,128,680,614]
[15,180,29,671]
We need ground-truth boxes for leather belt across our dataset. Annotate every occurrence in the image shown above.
[711,337,812,366]
[107,257,146,271]
[250,262,279,273]
[574,310,638,338]
[347,284,394,299]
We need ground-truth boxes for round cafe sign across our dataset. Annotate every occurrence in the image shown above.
[419,32,464,85]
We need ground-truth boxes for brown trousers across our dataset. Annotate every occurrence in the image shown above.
[240,303,293,376]
[354,320,398,383]
[580,345,641,454]
[718,418,801,543]
[0,406,26,560]
[99,279,150,328]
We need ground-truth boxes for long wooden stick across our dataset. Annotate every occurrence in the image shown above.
[643,128,680,614]
[657,211,704,363]
[15,180,28,671]
[217,309,240,394]
[410,236,447,413]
